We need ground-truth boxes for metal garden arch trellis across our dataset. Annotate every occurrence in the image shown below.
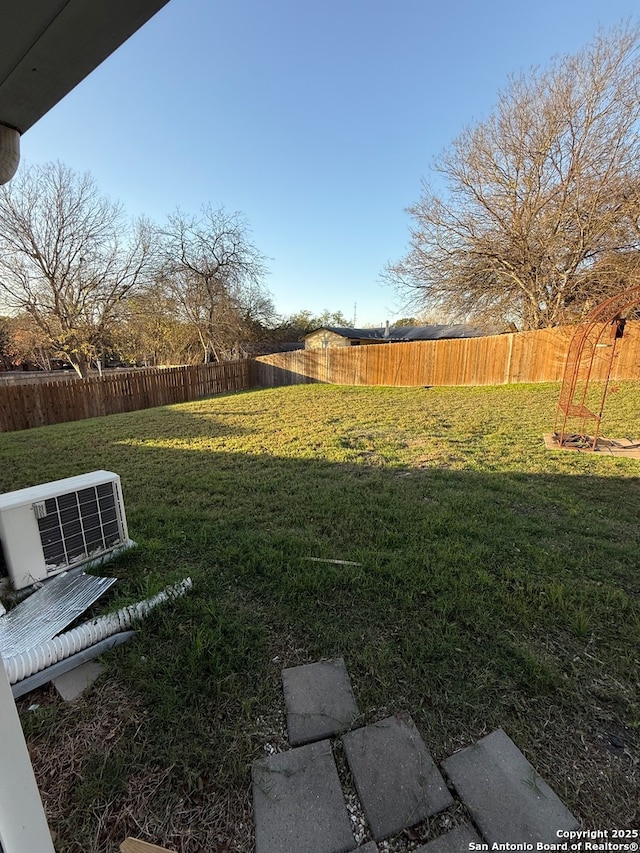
[554,286,640,450]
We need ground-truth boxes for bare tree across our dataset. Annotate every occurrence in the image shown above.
[388,23,640,329]
[0,162,155,376]
[158,206,273,362]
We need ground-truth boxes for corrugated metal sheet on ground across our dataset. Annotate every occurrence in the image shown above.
[0,570,116,656]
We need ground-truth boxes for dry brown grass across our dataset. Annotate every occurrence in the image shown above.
[23,678,255,853]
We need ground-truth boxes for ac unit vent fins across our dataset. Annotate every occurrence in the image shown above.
[36,483,122,572]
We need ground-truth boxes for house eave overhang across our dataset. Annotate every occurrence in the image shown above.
[0,0,170,183]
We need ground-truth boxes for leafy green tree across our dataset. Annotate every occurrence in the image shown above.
[275,309,352,341]
[115,294,201,366]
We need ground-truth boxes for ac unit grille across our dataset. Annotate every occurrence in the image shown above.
[36,482,123,572]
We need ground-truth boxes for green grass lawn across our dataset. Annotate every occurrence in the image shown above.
[1,381,639,851]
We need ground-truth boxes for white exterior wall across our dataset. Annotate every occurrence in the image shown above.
[0,654,55,852]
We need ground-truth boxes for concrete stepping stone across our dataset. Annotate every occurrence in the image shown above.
[252,739,355,853]
[441,728,579,845]
[342,714,453,841]
[354,844,379,853]
[53,661,104,701]
[414,823,481,852]
[282,658,360,746]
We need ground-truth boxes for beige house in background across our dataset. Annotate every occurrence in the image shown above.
[304,324,485,349]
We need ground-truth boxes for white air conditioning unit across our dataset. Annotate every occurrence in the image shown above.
[0,471,134,590]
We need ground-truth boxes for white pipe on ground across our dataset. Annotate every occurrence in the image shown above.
[4,578,193,684]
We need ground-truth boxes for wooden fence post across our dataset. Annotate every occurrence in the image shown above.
[505,333,515,384]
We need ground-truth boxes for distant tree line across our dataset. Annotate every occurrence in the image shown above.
[0,162,348,376]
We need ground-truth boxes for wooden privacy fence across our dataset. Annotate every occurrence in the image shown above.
[2,323,639,432]
[0,361,253,433]
[255,322,640,388]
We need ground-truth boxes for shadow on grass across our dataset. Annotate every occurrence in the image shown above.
[6,402,639,843]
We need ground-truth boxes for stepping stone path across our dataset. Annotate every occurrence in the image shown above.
[282,658,360,746]
[53,660,104,701]
[441,728,580,844]
[252,658,580,853]
[414,822,481,852]
[252,739,354,853]
[342,715,452,841]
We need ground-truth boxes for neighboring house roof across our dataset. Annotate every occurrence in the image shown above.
[304,324,487,341]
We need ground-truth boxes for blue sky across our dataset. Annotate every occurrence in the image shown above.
[21,0,639,326]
